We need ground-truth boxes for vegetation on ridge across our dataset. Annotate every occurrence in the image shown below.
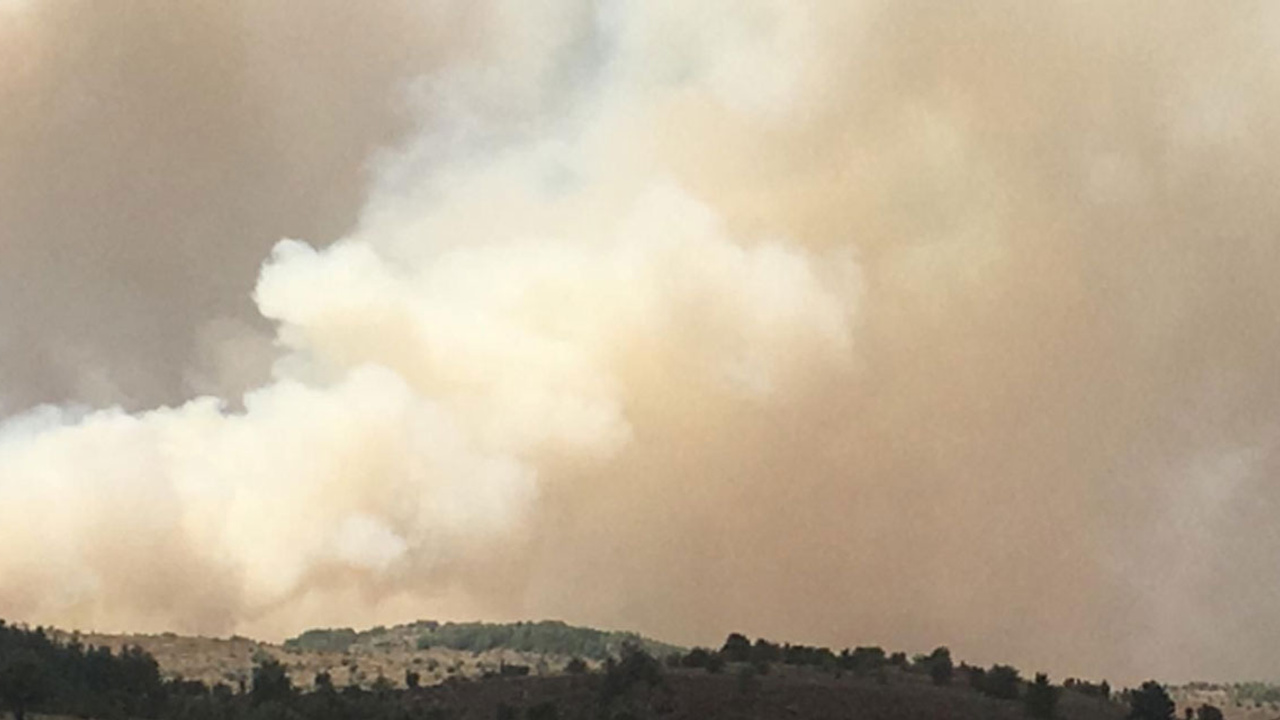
[0,618,1190,720]
[284,620,683,662]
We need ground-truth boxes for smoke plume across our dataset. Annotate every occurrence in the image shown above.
[3,0,1280,684]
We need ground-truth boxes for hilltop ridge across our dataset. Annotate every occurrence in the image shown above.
[51,619,683,690]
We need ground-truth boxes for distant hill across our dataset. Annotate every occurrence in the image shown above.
[8,619,1131,720]
[284,619,685,661]
[52,619,682,691]
[1170,682,1280,720]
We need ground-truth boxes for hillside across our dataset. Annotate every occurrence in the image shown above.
[357,664,1127,720]
[1171,683,1280,720]
[6,620,1145,720]
[286,620,684,661]
[8,616,1135,720]
[51,619,682,691]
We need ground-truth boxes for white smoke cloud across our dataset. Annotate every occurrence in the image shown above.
[0,10,857,633]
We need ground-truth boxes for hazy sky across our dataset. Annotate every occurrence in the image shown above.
[2,0,1280,686]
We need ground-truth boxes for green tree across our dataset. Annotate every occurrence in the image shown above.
[751,639,781,664]
[680,648,716,669]
[600,643,663,707]
[1128,681,1175,720]
[721,633,752,663]
[977,665,1023,699]
[1196,704,1224,720]
[0,653,49,720]
[1026,673,1060,718]
[250,657,294,706]
[927,647,954,686]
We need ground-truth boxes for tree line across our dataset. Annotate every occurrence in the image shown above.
[0,619,1225,720]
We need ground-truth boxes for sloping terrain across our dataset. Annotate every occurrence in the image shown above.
[11,620,1137,720]
[1171,684,1280,720]
[365,665,1127,720]
[50,620,678,690]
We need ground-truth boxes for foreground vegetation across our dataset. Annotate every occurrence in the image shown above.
[0,619,1223,720]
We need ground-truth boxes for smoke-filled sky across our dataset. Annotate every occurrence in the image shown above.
[2,0,1280,685]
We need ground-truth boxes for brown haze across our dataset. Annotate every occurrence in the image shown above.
[2,0,1280,687]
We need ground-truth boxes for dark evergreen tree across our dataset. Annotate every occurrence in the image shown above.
[976,665,1023,700]
[1026,673,1059,719]
[0,652,49,720]
[927,647,954,686]
[1129,681,1176,720]
[250,657,294,706]
[751,639,782,664]
[721,633,752,663]
[1197,704,1225,720]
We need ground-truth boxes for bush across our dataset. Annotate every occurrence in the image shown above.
[565,657,588,675]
